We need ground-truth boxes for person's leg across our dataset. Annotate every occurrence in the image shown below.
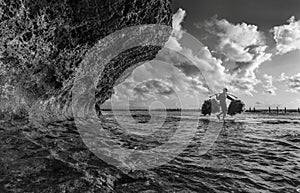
[217,112,222,120]
[222,111,226,121]
[221,105,227,121]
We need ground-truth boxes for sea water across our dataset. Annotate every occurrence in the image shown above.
[101,110,300,192]
[0,111,299,192]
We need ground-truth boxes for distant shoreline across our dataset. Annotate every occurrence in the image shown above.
[101,108,300,113]
[245,109,300,113]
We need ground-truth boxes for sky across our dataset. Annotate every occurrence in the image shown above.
[102,0,300,109]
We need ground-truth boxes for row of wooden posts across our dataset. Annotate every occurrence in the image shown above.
[248,107,300,114]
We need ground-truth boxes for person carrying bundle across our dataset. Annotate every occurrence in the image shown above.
[214,88,236,121]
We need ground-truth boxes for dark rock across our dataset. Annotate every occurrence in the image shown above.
[0,0,172,123]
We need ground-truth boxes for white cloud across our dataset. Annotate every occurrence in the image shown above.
[202,17,272,95]
[165,13,274,96]
[262,74,277,95]
[272,16,300,55]
[163,9,228,94]
[279,73,300,93]
[172,8,186,40]
[165,8,186,51]
[204,17,268,63]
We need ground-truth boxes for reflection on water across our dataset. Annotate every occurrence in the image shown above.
[0,111,299,192]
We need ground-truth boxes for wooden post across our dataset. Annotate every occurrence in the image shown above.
[269,107,271,113]
[253,107,256,112]
[249,107,252,112]
[284,107,287,114]
[276,107,279,114]
[298,108,300,113]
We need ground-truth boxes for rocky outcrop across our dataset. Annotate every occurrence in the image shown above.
[0,0,172,123]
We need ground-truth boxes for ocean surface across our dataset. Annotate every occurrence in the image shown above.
[0,111,299,193]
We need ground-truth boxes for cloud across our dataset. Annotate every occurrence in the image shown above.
[172,8,186,40]
[204,17,269,63]
[162,11,229,94]
[262,74,277,95]
[201,17,272,95]
[174,61,201,77]
[279,73,300,93]
[165,8,186,51]
[166,13,274,96]
[272,16,300,55]
[133,80,175,99]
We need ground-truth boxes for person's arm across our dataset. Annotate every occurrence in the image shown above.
[209,93,218,98]
[228,93,237,98]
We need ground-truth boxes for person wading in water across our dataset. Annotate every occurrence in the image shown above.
[216,88,236,121]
